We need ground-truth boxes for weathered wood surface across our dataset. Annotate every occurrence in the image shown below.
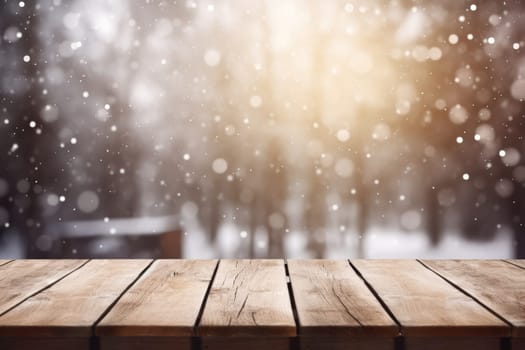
[288,259,397,336]
[289,260,398,350]
[97,259,217,336]
[0,259,86,315]
[0,259,150,336]
[198,259,295,337]
[198,260,295,350]
[351,260,509,337]
[0,259,523,350]
[422,259,525,337]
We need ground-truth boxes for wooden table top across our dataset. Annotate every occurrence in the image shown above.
[0,259,523,350]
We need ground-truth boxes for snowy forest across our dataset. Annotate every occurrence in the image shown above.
[1,0,525,258]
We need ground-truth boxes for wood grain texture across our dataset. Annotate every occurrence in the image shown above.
[351,260,509,337]
[422,259,525,337]
[198,259,296,337]
[0,259,151,337]
[506,259,525,270]
[0,259,86,315]
[97,259,217,336]
[288,259,397,337]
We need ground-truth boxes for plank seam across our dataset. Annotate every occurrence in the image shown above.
[284,259,300,332]
[347,260,402,336]
[0,260,14,267]
[91,259,156,336]
[193,259,220,338]
[284,260,300,350]
[0,259,91,318]
[416,259,514,331]
[502,259,525,270]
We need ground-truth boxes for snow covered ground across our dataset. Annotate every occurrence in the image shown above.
[183,220,514,259]
[0,230,24,259]
[0,220,514,259]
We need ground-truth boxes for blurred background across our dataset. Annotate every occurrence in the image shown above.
[1,0,524,259]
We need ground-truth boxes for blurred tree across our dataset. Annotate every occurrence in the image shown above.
[0,2,47,256]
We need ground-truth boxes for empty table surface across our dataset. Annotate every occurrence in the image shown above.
[0,259,523,350]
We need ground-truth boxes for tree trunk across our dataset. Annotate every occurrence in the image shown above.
[354,151,369,258]
[248,196,258,258]
[426,186,442,246]
[511,188,525,258]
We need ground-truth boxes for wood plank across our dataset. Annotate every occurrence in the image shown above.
[422,259,525,337]
[0,259,151,337]
[97,259,217,336]
[198,259,296,337]
[351,260,509,337]
[287,259,397,337]
[0,260,12,267]
[0,259,86,315]
[506,259,525,269]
